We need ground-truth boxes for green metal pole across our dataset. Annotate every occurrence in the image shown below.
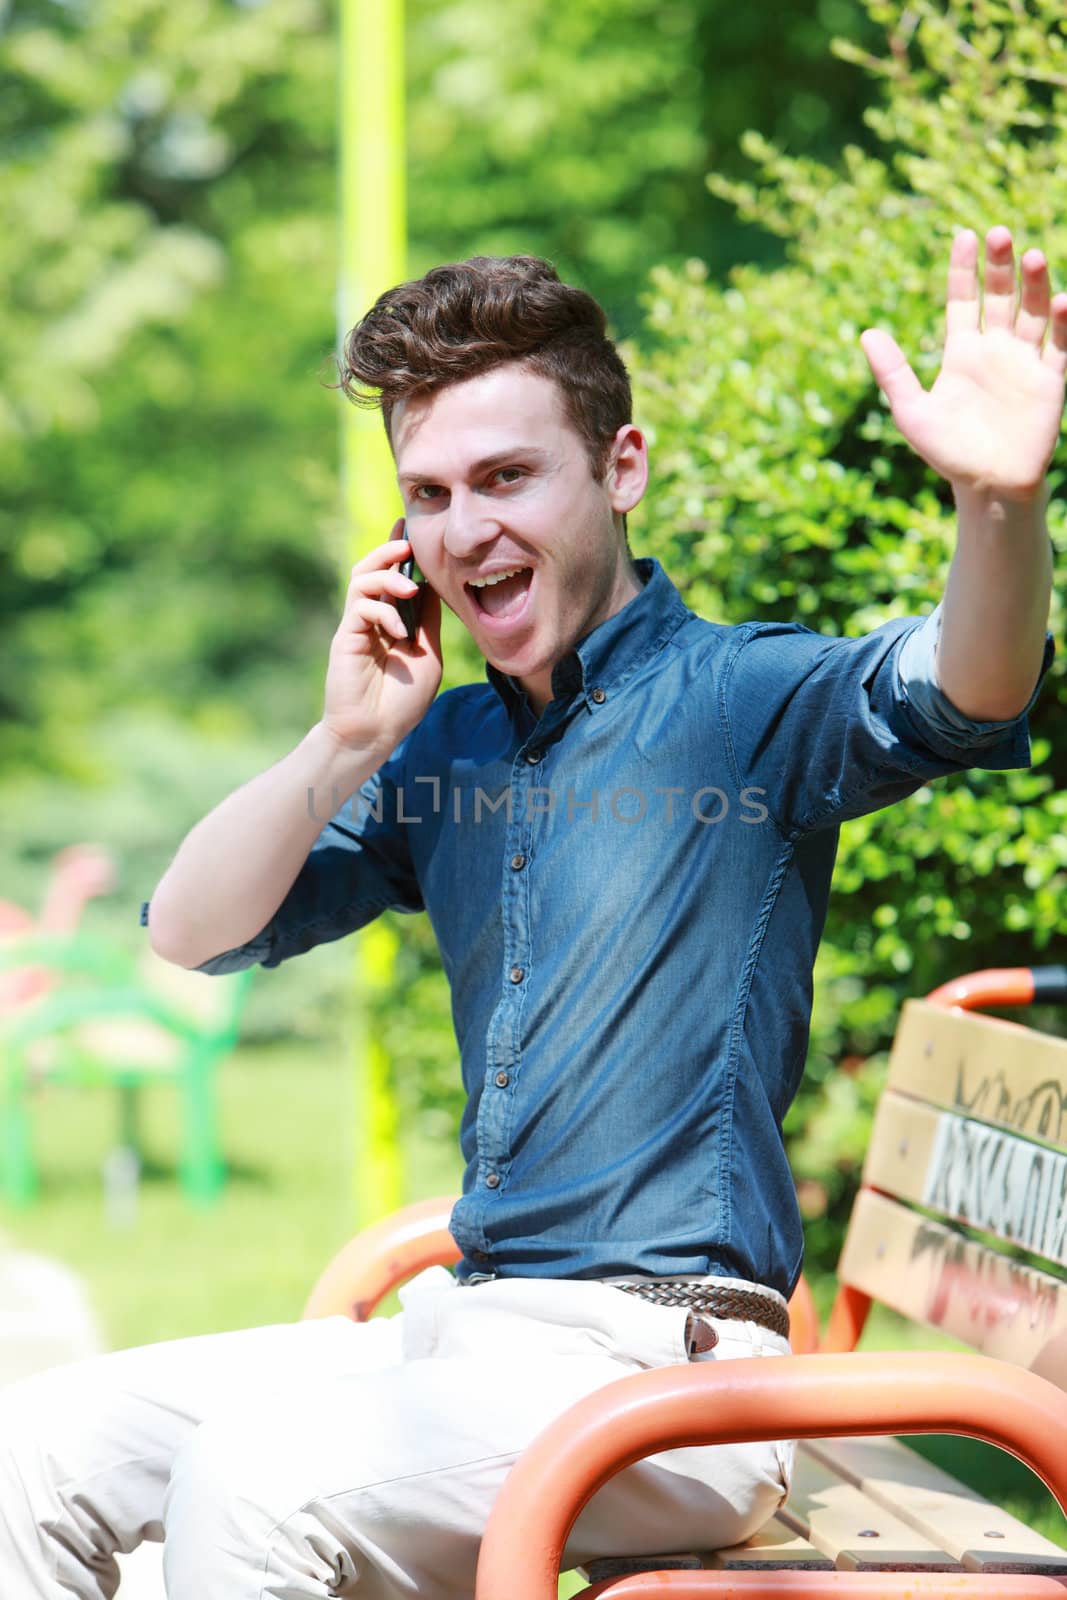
[339,0,406,1227]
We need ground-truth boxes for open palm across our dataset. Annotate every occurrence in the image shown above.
[860,226,1067,502]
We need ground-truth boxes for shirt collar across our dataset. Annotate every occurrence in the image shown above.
[485,557,690,717]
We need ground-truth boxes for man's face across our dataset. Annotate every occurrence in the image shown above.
[392,364,648,711]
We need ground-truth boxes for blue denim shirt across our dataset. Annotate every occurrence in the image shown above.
[143,558,1054,1295]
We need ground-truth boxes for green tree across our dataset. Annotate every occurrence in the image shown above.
[1,0,881,784]
[0,0,342,780]
[406,0,884,326]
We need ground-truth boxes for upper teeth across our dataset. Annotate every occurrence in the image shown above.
[469,567,529,588]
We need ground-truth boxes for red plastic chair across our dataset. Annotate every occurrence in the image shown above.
[0,843,116,1015]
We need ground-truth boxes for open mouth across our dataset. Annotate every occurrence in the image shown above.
[465,566,534,624]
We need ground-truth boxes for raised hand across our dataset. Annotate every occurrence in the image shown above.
[860,226,1067,502]
[322,521,443,759]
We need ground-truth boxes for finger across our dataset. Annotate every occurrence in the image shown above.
[347,565,419,602]
[344,597,409,641]
[1042,292,1067,376]
[1015,248,1050,350]
[946,228,980,338]
[349,528,411,577]
[860,328,924,410]
[344,563,419,618]
[982,224,1017,333]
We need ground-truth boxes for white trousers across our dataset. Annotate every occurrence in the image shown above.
[0,1267,794,1599]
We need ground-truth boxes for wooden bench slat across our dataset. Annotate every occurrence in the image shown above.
[838,1190,1067,1381]
[863,1092,1067,1269]
[888,1001,1067,1153]
[776,1446,960,1570]
[803,1435,1067,1575]
[707,1513,834,1570]
[580,1555,704,1581]
[581,1516,849,1577]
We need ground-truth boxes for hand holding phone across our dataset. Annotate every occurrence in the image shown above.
[322,524,441,760]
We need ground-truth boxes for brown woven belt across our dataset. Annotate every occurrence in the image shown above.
[606,1279,790,1341]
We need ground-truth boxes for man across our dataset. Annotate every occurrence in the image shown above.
[0,235,1061,1599]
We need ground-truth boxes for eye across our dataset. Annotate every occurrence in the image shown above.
[409,468,524,502]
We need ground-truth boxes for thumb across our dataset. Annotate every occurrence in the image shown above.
[860,328,925,411]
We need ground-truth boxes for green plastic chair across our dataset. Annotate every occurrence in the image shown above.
[0,934,254,1208]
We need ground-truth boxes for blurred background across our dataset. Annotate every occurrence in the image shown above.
[1,2,1065,1544]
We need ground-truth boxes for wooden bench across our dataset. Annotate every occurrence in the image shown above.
[303,966,1067,1598]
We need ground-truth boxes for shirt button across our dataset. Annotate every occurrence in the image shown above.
[472,1249,490,1262]
[485,1171,501,1189]
[495,1071,510,1088]
[509,966,524,984]
[510,853,526,870]
[590,687,607,704]
[525,748,542,765]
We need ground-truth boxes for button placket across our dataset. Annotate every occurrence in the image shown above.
[473,737,539,1218]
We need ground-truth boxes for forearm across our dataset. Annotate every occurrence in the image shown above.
[147,721,382,969]
[936,480,1053,721]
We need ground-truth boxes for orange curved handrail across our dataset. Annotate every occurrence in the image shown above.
[574,1577,1067,1597]
[785,1268,818,1355]
[306,968,1065,1328]
[926,966,1037,1011]
[475,1351,1067,1600]
[303,1194,820,1345]
[925,964,1067,1012]
[302,1195,460,1321]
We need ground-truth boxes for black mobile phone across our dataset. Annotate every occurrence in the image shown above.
[395,548,422,643]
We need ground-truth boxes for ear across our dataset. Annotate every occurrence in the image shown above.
[607,424,649,516]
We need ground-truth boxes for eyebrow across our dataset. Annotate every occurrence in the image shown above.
[398,446,553,487]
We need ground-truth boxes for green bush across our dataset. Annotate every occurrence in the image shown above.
[627,0,1067,1272]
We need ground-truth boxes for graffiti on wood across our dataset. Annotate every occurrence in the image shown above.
[950,1056,1067,1146]
[911,1219,1064,1339]
[921,1111,1067,1267]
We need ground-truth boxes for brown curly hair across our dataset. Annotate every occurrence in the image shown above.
[337,255,632,483]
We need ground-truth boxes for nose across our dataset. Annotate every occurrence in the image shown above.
[441,487,500,561]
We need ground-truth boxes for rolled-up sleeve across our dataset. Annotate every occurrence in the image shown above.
[724,613,1055,838]
[896,601,1054,752]
[140,741,424,975]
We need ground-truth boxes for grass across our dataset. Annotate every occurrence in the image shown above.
[0,1036,464,1347]
[1,1038,1063,1558]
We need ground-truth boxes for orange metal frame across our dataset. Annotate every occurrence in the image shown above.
[925,966,1040,1010]
[303,1194,460,1321]
[303,1195,820,1353]
[475,1353,1067,1600]
[575,1581,1066,1599]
